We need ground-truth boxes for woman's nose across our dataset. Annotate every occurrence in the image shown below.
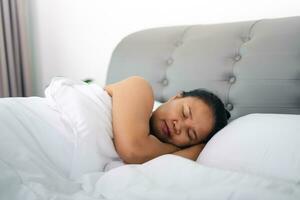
[173,119,192,135]
[172,120,180,135]
[173,120,186,135]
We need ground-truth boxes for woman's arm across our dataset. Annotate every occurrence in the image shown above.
[172,143,205,161]
[105,76,180,164]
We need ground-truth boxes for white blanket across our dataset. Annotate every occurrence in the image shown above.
[44,77,124,176]
[79,155,300,200]
[0,78,299,199]
[0,78,122,199]
[0,97,81,199]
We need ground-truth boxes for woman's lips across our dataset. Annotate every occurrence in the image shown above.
[162,120,170,137]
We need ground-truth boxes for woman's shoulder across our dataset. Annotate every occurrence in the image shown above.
[105,76,153,97]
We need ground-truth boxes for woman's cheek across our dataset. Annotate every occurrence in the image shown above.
[172,135,189,147]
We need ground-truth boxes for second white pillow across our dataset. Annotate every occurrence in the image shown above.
[197,113,300,183]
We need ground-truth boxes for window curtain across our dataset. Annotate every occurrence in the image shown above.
[0,0,32,97]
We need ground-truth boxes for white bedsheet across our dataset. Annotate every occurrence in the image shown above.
[0,78,299,199]
[0,78,122,199]
[44,77,124,177]
[0,97,82,199]
[2,143,300,200]
[80,155,300,200]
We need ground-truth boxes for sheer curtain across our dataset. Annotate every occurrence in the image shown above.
[0,0,32,97]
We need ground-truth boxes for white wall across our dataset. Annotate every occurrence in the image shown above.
[28,0,300,96]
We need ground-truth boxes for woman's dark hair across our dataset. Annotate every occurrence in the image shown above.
[181,89,230,143]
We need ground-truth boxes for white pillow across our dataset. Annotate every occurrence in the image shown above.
[197,113,300,183]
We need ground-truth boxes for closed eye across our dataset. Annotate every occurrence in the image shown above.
[182,106,187,118]
[189,129,198,141]
[188,132,193,141]
[188,129,195,141]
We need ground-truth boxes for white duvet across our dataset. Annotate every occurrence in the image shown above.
[0,77,299,200]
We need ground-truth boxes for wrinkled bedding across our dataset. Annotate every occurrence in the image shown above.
[80,155,300,200]
[0,78,299,200]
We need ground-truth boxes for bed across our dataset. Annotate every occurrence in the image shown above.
[1,16,300,199]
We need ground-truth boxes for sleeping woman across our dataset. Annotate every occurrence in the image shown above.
[0,75,230,182]
[104,76,230,164]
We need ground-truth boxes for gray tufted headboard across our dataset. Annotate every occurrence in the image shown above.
[106,16,300,121]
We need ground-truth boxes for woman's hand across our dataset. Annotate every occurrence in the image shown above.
[172,143,206,161]
[122,134,181,164]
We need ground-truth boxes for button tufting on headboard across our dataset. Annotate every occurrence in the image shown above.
[166,58,174,65]
[161,78,169,86]
[228,76,236,84]
[233,54,242,62]
[106,16,300,120]
[226,103,234,111]
[175,41,183,47]
[242,36,251,42]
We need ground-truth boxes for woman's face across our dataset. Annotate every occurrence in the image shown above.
[149,94,214,148]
